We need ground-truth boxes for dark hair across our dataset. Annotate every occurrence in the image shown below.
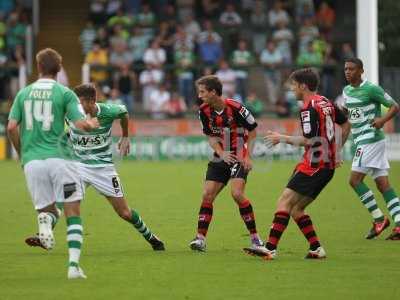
[345,57,364,69]
[73,83,97,101]
[36,48,62,76]
[195,75,222,96]
[289,68,320,92]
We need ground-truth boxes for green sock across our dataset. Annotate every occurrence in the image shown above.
[382,188,400,226]
[66,216,83,267]
[56,202,64,211]
[130,210,153,241]
[47,212,58,229]
[353,182,384,222]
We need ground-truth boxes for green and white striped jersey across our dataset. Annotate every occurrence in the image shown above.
[342,80,397,146]
[68,102,127,166]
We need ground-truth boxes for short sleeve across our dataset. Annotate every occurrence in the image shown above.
[369,85,397,107]
[334,104,348,125]
[8,91,23,122]
[111,104,128,119]
[65,90,85,122]
[235,104,258,131]
[300,107,318,138]
[199,110,213,136]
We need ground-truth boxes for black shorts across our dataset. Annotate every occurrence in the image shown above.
[286,168,335,199]
[205,161,248,185]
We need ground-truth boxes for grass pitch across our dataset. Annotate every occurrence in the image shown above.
[0,160,399,300]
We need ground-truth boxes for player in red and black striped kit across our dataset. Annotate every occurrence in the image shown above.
[189,75,263,252]
[244,68,351,260]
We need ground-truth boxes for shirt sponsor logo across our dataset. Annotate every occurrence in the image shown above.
[301,111,310,122]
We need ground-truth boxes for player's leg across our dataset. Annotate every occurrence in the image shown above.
[230,176,262,247]
[350,169,389,239]
[373,173,400,240]
[105,196,165,250]
[23,160,60,250]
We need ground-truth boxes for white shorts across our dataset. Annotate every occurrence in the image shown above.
[351,140,390,179]
[24,158,84,210]
[76,163,124,198]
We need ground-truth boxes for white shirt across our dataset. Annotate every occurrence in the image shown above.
[143,48,166,66]
[269,9,290,27]
[149,90,170,112]
[216,68,236,96]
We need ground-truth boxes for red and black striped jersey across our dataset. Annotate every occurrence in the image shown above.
[296,94,348,175]
[199,99,257,159]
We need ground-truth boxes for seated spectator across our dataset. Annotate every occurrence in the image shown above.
[198,33,223,66]
[340,42,355,61]
[106,0,123,18]
[85,41,109,84]
[231,39,254,100]
[95,26,110,49]
[260,40,283,104]
[174,24,194,51]
[106,88,124,106]
[316,2,335,36]
[107,8,131,28]
[110,40,133,69]
[250,0,268,54]
[296,0,315,24]
[219,3,242,27]
[298,18,319,53]
[296,41,323,67]
[272,20,294,64]
[90,0,107,25]
[109,24,129,49]
[164,92,187,118]
[198,19,222,44]
[157,21,175,64]
[137,3,156,39]
[216,60,236,99]
[175,44,195,106]
[196,0,220,20]
[177,0,196,21]
[79,20,97,55]
[113,64,136,115]
[6,12,26,54]
[139,64,164,111]
[149,82,170,119]
[159,3,178,24]
[129,26,150,64]
[182,13,201,42]
[269,0,290,28]
[0,13,6,51]
[275,96,291,118]
[244,92,264,117]
[143,38,166,68]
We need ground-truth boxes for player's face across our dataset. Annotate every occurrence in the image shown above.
[197,84,216,104]
[290,81,304,100]
[80,98,96,115]
[344,62,362,83]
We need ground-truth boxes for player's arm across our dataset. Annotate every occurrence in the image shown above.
[7,119,21,157]
[334,104,351,146]
[118,111,130,156]
[370,86,400,129]
[65,90,99,131]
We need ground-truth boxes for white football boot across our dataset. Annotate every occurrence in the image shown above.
[37,212,55,250]
[68,266,87,279]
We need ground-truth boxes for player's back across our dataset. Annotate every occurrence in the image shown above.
[10,78,82,165]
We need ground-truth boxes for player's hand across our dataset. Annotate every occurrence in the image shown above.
[220,151,237,164]
[242,156,253,172]
[264,130,282,146]
[370,118,385,129]
[87,117,100,129]
[118,137,130,156]
[334,160,344,168]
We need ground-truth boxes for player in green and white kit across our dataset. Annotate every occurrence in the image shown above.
[343,58,400,240]
[7,48,99,279]
[69,84,165,250]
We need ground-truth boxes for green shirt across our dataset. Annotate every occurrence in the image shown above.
[342,80,397,146]
[8,78,84,165]
[68,102,127,166]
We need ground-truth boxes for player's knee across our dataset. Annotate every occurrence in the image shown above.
[231,189,244,202]
[349,177,360,188]
[376,181,390,194]
[290,206,304,219]
[202,190,215,203]
[118,209,132,221]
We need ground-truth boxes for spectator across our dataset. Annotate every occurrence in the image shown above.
[113,64,136,115]
[296,41,323,67]
[6,12,26,54]
[198,19,222,44]
[321,43,337,99]
[182,13,201,42]
[90,0,107,25]
[79,21,97,55]
[174,24,194,51]
[106,88,125,106]
[244,91,264,117]
[260,40,283,104]
[250,0,268,54]
[109,40,133,69]
[231,39,254,100]
[129,26,150,64]
[219,3,242,53]
[57,67,69,87]
[137,3,156,39]
[272,20,294,64]
[198,33,223,66]
[139,64,164,111]
[109,24,129,49]
[107,8,131,28]
[296,0,315,24]
[275,96,291,118]
[164,92,187,118]
[105,0,123,18]
[149,82,170,119]
[298,18,319,53]
[159,3,178,24]
[175,44,195,106]
[216,60,236,99]
[0,13,6,51]
[143,38,166,68]
[8,44,25,97]
[0,0,15,16]
[85,41,109,84]
[195,0,220,20]
[269,0,290,28]
[316,2,335,36]
[340,42,355,61]
[95,26,110,49]
[157,21,175,64]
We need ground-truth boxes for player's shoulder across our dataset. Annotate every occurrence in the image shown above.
[225,98,243,110]
[99,102,127,114]
[199,102,210,113]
